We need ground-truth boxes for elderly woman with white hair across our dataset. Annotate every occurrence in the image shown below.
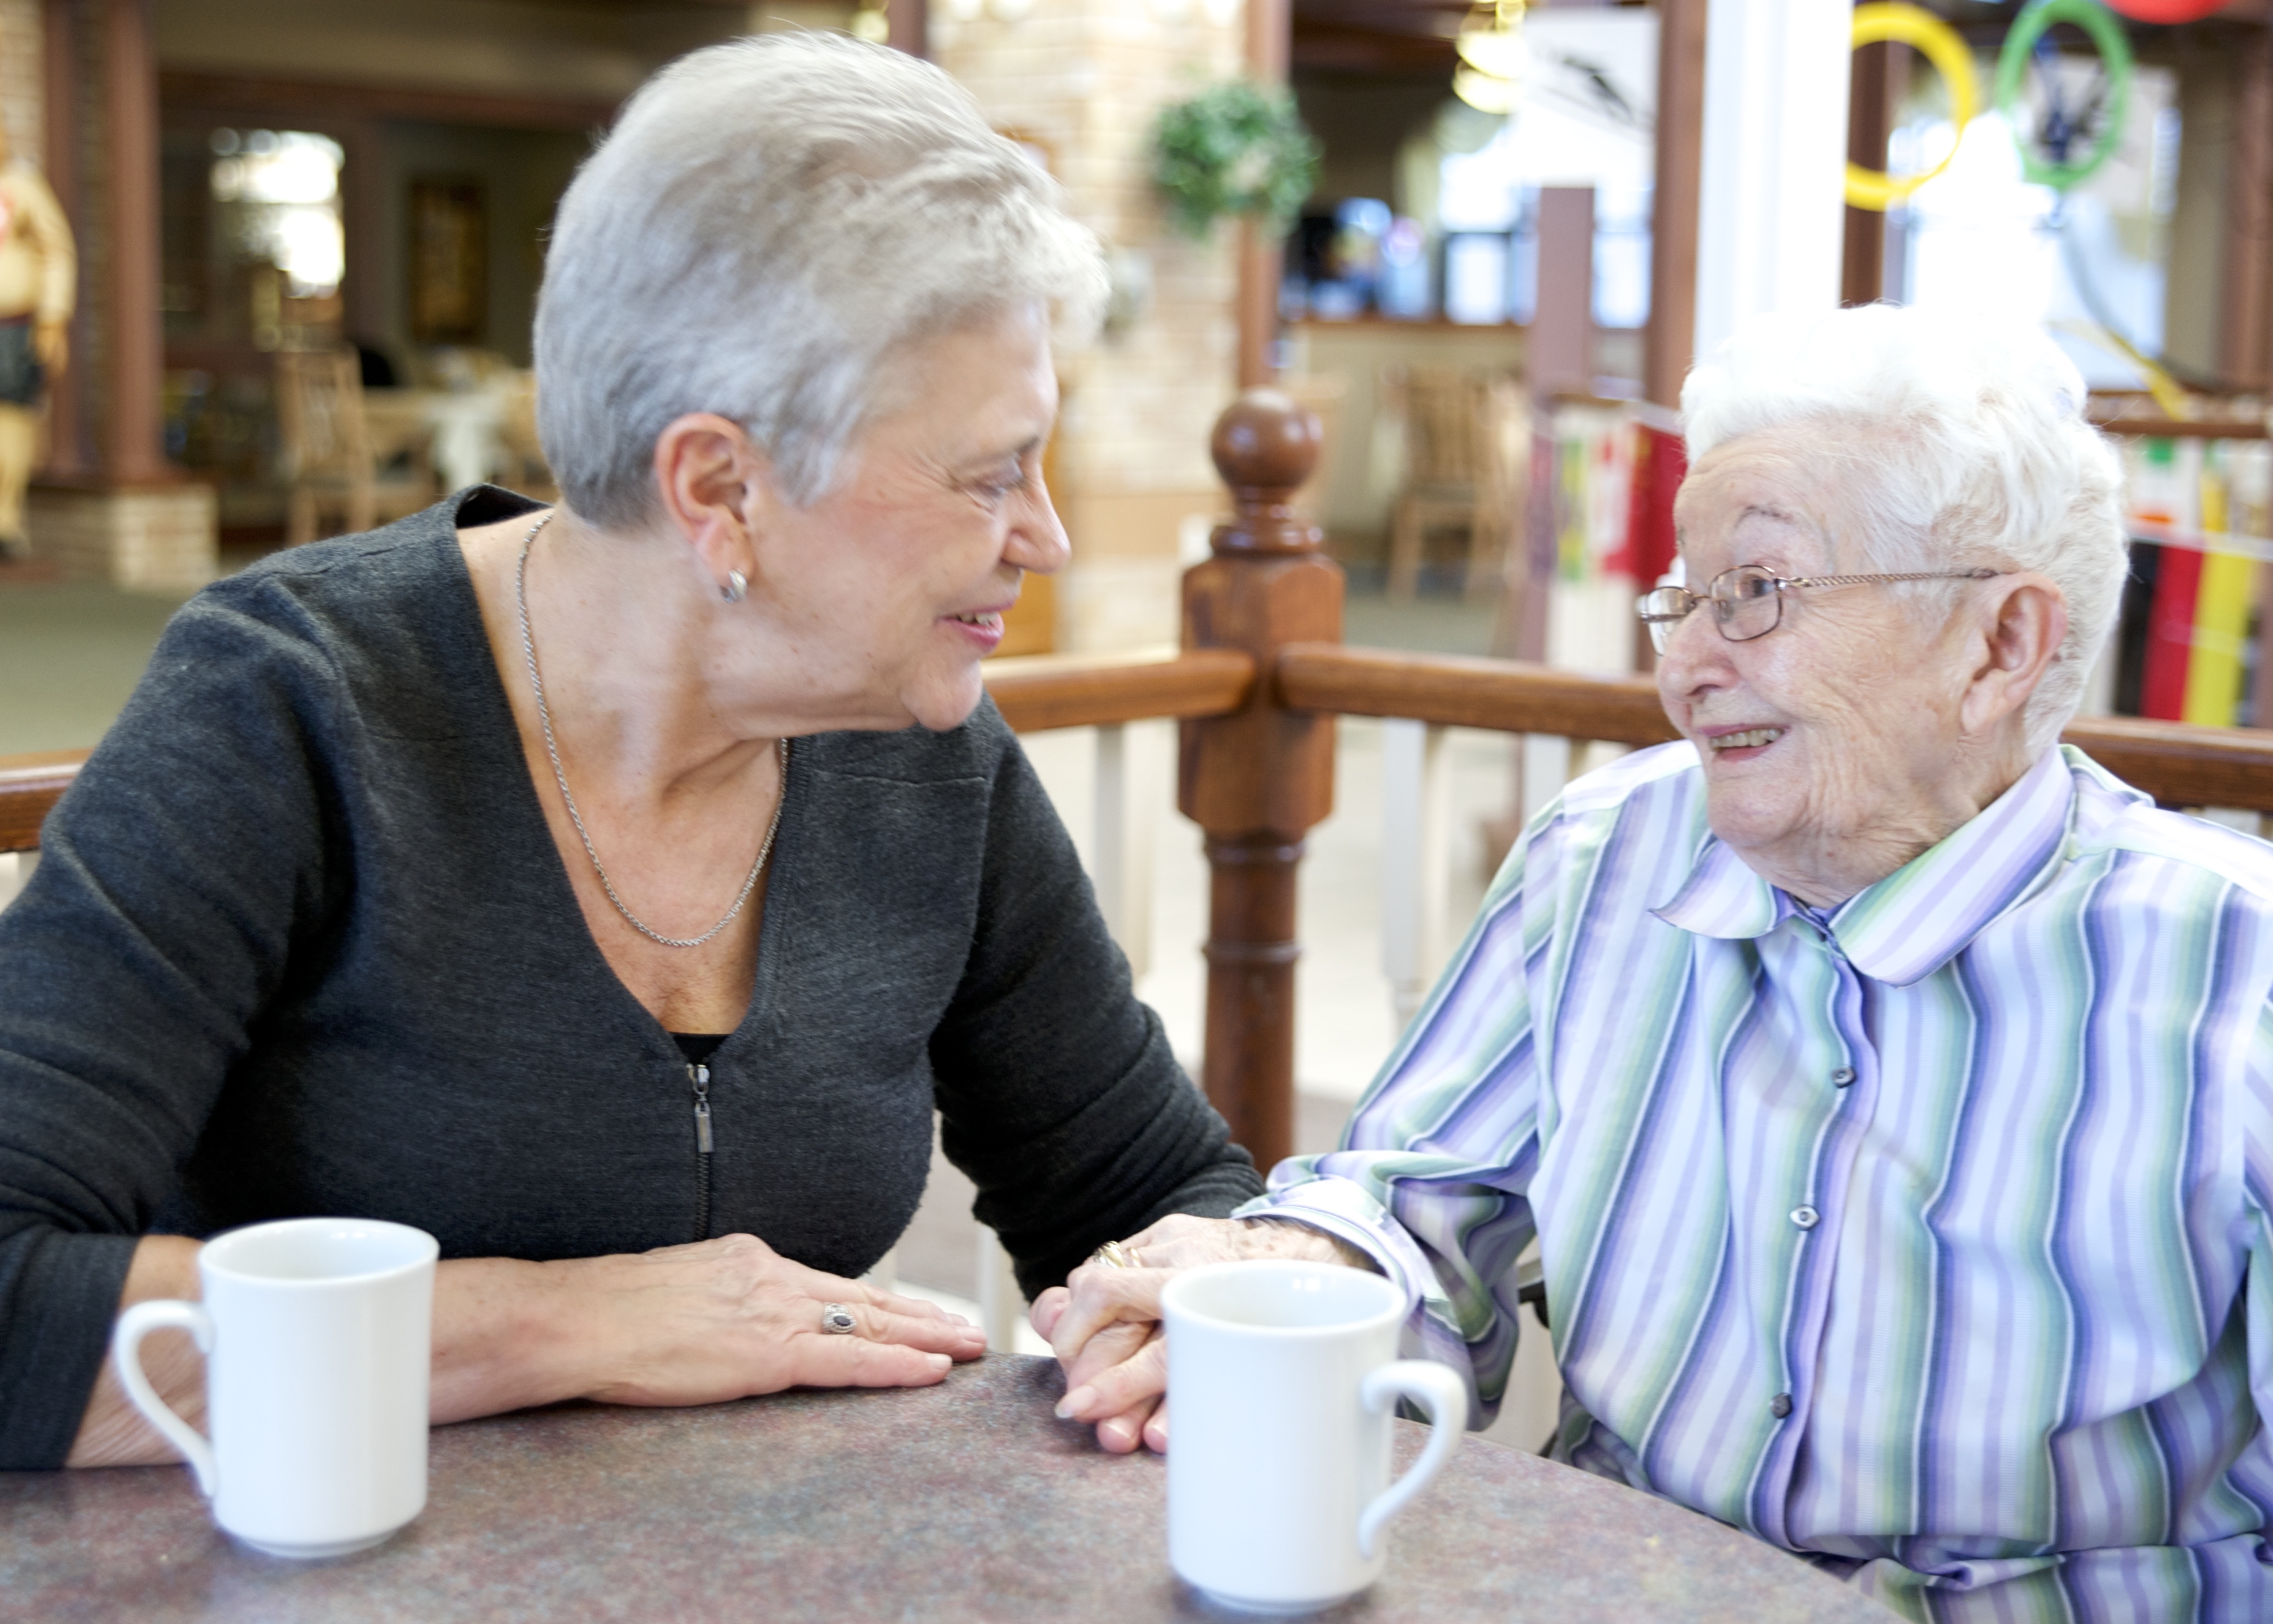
[1044,304,2273,1619]
[0,33,1265,1472]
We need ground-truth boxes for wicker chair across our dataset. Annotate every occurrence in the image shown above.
[1382,366,1526,603]
[275,349,434,544]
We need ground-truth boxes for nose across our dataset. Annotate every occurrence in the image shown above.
[1653,599,1738,707]
[1003,472,1070,577]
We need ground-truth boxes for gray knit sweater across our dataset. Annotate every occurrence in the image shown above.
[0,489,1259,1468]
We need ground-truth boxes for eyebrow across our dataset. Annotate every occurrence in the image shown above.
[959,434,1044,470]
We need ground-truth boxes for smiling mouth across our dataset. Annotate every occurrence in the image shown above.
[1708,727,1784,751]
[949,610,1005,633]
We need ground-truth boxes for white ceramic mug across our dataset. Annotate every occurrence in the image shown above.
[110,1216,438,1559]
[1161,1258,1467,1614]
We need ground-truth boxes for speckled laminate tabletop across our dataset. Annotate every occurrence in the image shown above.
[1,1354,1892,1623]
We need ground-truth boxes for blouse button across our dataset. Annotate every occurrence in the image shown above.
[1831,1067,1856,1087]
[1791,1205,1820,1230]
[1769,1393,1793,1419]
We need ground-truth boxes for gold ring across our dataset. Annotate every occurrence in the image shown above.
[1087,1239,1138,1269]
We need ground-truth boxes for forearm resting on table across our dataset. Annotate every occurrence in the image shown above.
[69,1241,598,1468]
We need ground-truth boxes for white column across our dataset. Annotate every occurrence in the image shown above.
[1691,0,1854,364]
[1092,722,1127,945]
[1381,719,1451,1031]
[0,851,29,913]
[977,1226,1026,1354]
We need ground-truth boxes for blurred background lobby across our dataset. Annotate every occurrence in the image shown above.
[6,0,2273,1450]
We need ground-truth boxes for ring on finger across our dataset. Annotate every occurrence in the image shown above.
[820,1302,858,1335]
[1087,1239,1140,1270]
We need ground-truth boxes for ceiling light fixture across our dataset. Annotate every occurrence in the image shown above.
[1452,0,1527,116]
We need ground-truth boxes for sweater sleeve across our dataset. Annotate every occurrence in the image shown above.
[0,584,340,1468]
[927,719,1261,1299]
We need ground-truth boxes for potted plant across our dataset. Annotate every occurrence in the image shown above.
[1150,81,1318,239]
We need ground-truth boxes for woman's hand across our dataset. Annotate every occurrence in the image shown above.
[1032,1214,1373,1456]
[436,1233,987,1420]
[77,1232,985,1467]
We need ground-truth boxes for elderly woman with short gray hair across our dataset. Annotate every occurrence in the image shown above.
[1044,305,2273,1618]
[0,33,1262,1472]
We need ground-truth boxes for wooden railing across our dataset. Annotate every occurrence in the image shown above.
[0,753,85,853]
[983,647,1253,733]
[1278,644,1678,743]
[12,393,2273,1180]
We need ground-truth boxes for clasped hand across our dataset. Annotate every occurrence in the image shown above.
[1029,1214,1373,1455]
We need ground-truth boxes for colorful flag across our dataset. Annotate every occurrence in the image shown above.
[2125,436,2263,726]
[1610,420,1685,587]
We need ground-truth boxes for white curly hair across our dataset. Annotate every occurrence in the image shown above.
[1681,303,2128,754]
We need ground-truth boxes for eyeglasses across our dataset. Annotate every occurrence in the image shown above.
[1634,565,2004,654]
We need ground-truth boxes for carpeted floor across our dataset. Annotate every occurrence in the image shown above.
[0,575,192,754]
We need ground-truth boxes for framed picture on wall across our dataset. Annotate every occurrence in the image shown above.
[408,177,485,345]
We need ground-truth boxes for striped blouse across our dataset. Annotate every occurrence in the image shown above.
[1246,741,2273,1621]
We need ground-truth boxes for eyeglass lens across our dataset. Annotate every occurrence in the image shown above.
[1638,567,1785,654]
[1712,567,1783,641]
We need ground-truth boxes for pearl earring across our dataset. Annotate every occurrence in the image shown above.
[722,569,747,603]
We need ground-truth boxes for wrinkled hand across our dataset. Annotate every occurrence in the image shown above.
[1032,1215,1371,1455]
[529,1233,985,1410]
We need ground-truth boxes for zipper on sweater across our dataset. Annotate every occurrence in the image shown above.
[688,1060,713,1240]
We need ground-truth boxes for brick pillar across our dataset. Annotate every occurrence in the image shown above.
[100,0,160,482]
[25,0,215,591]
[935,0,1243,654]
[1233,0,1287,390]
[38,0,87,477]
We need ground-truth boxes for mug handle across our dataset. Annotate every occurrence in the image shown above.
[1356,1360,1468,1559]
[111,1300,217,1498]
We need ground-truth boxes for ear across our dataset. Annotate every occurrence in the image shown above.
[1957,573,2068,739]
[650,413,776,595]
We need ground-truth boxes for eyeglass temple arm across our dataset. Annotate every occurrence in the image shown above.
[1783,568,2003,588]
[1634,588,1694,622]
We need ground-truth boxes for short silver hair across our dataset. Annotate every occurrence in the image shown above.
[535,33,1106,527]
[1681,303,2127,754]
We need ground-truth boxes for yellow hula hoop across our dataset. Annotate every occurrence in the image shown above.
[1844,3,1979,213]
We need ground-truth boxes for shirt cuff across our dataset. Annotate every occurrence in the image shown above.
[1233,1173,1442,1322]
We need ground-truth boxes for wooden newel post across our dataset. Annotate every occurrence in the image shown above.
[1180,390,1343,1174]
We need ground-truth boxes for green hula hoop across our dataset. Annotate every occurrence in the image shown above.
[1994,0,2134,190]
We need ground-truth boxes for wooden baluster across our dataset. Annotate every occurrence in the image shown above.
[1181,390,1342,1174]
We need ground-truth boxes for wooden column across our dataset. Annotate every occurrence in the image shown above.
[1644,0,1707,411]
[1841,41,1894,308]
[40,0,87,477]
[1235,0,1290,389]
[2236,27,2273,734]
[1511,188,1591,667]
[1180,391,1341,1173]
[2224,25,2273,394]
[101,0,164,482]
[340,118,386,349]
[886,0,929,59]
[1532,187,1596,398]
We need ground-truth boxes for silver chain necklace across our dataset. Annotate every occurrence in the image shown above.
[516,512,787,950]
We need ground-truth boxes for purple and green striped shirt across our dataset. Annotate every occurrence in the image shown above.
[1246,742,2273,1621]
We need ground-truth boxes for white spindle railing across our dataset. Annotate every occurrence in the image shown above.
[1379,718,1451,1029]
[964,718,1165,1353]
[0,851,31,913]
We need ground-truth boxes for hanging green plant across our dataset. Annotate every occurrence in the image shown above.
[1150,81,1319,240]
